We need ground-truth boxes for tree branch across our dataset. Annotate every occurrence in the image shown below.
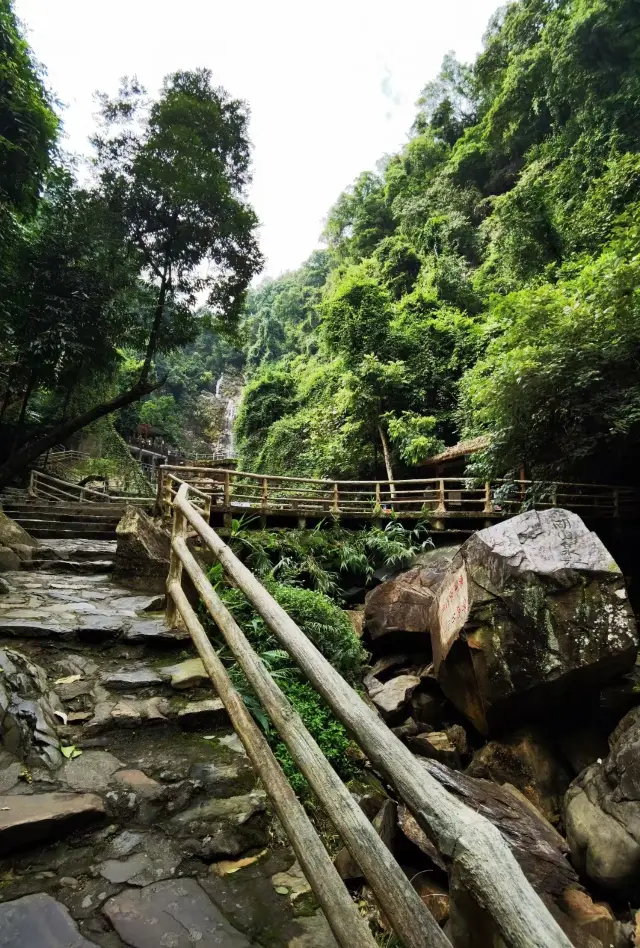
[0,375,167,489]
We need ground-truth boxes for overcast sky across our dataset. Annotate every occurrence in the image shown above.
[15,0,500,278]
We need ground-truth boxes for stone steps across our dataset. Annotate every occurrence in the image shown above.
[15,524,117,541]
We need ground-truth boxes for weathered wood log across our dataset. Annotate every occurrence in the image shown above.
[167,579,378,948]
[172,528,450,948]
[399,759,578,900]
[175,491,573,948]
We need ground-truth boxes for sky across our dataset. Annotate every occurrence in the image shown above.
[15,0,500,278]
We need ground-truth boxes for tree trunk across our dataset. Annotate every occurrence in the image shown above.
[377,421,396,501]
[0,377,165,490]
[9,369,38,457]
[139,265,169,385]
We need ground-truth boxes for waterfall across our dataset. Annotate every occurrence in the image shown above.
[212,373,240,459]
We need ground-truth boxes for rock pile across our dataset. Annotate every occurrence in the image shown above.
[355,509,640,945]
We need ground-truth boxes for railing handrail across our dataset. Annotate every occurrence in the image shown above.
[30,469,154,505]
[159,464,638,491]
[166,479,572,948]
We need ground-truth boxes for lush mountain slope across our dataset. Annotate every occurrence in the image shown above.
[237,0,640,484]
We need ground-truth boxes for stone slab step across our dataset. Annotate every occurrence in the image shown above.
[21,559,115,573]
[7,511,122,524]
[22,528,117,541]
[103,878,251,948]
[0,892,99,947]
[0,792,105,855]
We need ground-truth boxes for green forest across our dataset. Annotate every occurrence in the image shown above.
[238,0,640,486]
[1,0,640,488]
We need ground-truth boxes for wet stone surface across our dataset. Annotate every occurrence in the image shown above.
[0,560,335,947]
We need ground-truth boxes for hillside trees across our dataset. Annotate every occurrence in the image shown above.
[0,50,262,486]
[237,0,640,485]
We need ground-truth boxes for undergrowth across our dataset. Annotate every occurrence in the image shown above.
[204,521,431,797]
[223,518,433,603]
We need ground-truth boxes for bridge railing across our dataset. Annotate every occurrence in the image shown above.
[165,478,571,948]
[28,470,153,506]
[157,465,640,521]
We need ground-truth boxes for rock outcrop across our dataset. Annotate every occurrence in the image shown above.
[0,508,38,571]
[565,706,640,895]
[0,646,65,768]
[364,547,458,642]
[431,509,637,732]
[467,728,570,822]
[113,506,170,590]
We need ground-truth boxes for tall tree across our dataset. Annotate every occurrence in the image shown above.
[0,68,262,486]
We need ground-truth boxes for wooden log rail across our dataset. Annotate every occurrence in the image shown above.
[157,464,639,523]
[28,470,153,506]
[166,479,573,948]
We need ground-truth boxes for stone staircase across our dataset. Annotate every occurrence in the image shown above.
[0,525,332,946]
[1,500,123,542]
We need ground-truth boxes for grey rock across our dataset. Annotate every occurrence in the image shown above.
[0,577,11,594]
[62,751,122,792]
[189,757,256,798]
[123,618,189,643]
[364,561,448,640]
[103,878,250,947]
[0,892,98,947]
[0,792,105,855]
[408,730,461,768]
[170,790,267,829]
[178,698,228,729]
[99,853,151,884]
[102,666,163,690]
[565,708,640,895]
[287,911,339,947]
[368,674,420,717]
[106,830,145,859]
[113,507,170,586]
[0,647,64,768]
[433,509,638,732]
[161,656,208,689]
[0,547,21,572]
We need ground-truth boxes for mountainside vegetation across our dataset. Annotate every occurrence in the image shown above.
[237,0,640,485]
[0,0,260,486]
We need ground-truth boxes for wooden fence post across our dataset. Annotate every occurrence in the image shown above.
[165,499,187,628]
[261,477,268,512]
[332,482,339,513]
[166,579,379,948]
[436,479,446,514]
[224,470,231,508]
[173,536,451,948]
[483,482,491,513]
[613,488,620,518]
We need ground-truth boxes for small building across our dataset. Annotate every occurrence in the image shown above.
[420,436,490,478]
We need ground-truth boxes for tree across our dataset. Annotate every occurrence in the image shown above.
[93,70,262,386]
[0,67,262,486]
[0,0,58,215]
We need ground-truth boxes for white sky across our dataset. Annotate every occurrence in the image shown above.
[15,0,500,278]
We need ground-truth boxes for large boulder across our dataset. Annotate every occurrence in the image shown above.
[0,647,65,769]
[114,506,170,591]
[364,548,457,642]
[565,706,640,895]
[0,509,38,554]
[466,728,570,822]
[431,509,637,733]
[0,509,38,570]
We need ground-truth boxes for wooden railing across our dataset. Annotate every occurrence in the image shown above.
[165,478,572,948]
[28,470,153,506]
[157,465,640,522]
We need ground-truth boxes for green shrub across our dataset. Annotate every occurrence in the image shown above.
[206,576,366,795]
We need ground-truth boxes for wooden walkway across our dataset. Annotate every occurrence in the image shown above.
[157,465,640,527]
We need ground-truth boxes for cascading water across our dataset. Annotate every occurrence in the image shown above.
[211,372,240,459]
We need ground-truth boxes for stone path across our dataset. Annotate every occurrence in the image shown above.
[0,554,338,948]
